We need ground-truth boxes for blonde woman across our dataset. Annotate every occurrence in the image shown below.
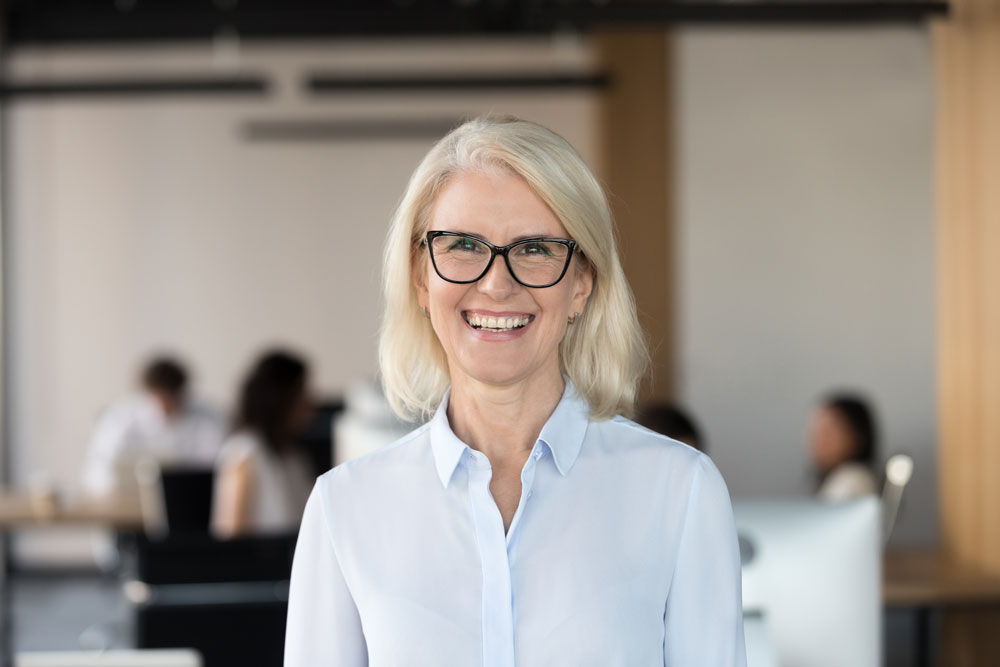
[285,116,746,666]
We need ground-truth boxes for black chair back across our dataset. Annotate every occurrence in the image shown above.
[131,532,298,667]
[159,467,214,535]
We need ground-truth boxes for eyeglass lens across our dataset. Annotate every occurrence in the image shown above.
[429,234,571,287]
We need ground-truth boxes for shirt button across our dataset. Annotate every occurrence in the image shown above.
[534,451,542,461]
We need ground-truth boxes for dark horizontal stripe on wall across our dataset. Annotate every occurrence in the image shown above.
[0,76,269,99]
[3,2,948,44]
[529,1,949,25]
[243,117,462,142]
[307,72,610,95]
[5,7,528,44]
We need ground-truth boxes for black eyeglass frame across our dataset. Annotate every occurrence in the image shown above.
[424,230,578,288]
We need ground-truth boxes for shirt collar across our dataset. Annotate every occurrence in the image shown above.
[537,380,589,477]
[429,388,468,488]
[429,380,590,488]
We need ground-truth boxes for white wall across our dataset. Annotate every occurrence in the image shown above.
[6,38,602,564]
[675,27,936,545]
[5,28,940,563]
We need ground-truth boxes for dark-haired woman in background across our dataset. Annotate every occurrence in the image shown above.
[212,350,316,537]
[809,392,878,501]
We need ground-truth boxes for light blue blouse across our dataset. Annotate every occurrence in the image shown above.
[284,382,747,666]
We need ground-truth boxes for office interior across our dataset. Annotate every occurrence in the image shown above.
[0,0,997,665]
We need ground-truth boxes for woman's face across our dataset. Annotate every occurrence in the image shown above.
[415,169,593,391]
[809,405,855,472]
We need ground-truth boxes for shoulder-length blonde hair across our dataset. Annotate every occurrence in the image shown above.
[378,115,649,422]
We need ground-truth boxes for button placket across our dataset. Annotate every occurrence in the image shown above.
[466,454,516,667]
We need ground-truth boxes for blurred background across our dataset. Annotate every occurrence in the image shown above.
[0,0,997,666]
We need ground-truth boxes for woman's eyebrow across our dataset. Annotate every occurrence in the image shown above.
[510,232,562,242]
[439,230,560,244]
[433,228,480,238]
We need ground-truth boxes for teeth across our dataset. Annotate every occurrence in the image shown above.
[465,313,531,331]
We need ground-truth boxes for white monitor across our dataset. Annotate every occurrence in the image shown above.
[734,497,881,667]
[16,650,202,667]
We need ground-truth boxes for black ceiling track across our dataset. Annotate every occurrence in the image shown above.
[307,72,611,95]
[0,76,270,99]
[3,0,950,45]
[534,1,949,25]
[243,117,465,142]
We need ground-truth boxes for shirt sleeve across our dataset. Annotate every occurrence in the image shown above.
[81,405,135,497]
[663,455,747,667]
[284,476,368,666]
[818,464,877,502]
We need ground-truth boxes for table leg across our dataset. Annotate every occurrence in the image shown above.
[915,607,931,667]
[1,531,13,667]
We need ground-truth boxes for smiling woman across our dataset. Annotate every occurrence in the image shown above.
[284,115,747,666]
[380,114,648,422]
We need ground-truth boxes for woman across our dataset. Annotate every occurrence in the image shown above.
[285,116,746,665]
[810,392,879,501]
[212,349,315,537]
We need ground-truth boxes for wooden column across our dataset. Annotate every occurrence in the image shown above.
[595,29,672,403]
[935,1,1000,662]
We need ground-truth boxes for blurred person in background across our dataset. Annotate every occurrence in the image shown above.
[636,402,706,453]
[212,349,316,538]
[82,356,224,499]
[285,116,745,665]
[810,392,878,501]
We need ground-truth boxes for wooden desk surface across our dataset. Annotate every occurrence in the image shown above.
[884,548,1000,607]
[0,491,144,529]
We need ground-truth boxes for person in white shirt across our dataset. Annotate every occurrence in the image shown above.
[810,392,879,501]
[212,349,315,538]
[82,357,224,499]
[284,116,747,666]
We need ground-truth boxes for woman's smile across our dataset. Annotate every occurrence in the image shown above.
[461,309,535,338]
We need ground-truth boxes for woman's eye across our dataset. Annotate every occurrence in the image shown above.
[520,243,553,257]
[448,238,482,252]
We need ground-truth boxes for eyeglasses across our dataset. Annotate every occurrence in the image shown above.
[425,231,577,288]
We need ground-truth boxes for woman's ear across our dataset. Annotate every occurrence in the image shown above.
[570,261,594,317]
[412,250,429,310]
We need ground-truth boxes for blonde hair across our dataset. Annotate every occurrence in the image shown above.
[378,115,649,421]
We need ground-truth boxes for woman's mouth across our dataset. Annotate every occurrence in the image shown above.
[462,312,533,333]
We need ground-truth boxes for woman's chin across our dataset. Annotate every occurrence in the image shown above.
[451,354,563,391]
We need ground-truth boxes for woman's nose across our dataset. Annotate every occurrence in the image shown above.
[477,256,518,299]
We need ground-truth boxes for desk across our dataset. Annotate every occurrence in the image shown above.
[0,492,144,529]
[885,549,1000,606]
[0,491,145,667]
[884,549,1000,666]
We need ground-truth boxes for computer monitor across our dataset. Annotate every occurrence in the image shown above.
[734,497,881,667]
[16,650,201,667]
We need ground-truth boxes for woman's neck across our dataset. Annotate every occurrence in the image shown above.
[447,371,565,468]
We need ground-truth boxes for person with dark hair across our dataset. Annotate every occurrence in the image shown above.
[636,402,706,453]
[212,349,316,537]
[809,392,879,501]
[82,355,224,498]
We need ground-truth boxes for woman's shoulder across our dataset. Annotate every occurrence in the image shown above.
[594,415,705,462]
[588,416,734,526]
[217,430,265,464]
[316,421,433,493]
[819,462,878,501]
[585,415,722,491]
